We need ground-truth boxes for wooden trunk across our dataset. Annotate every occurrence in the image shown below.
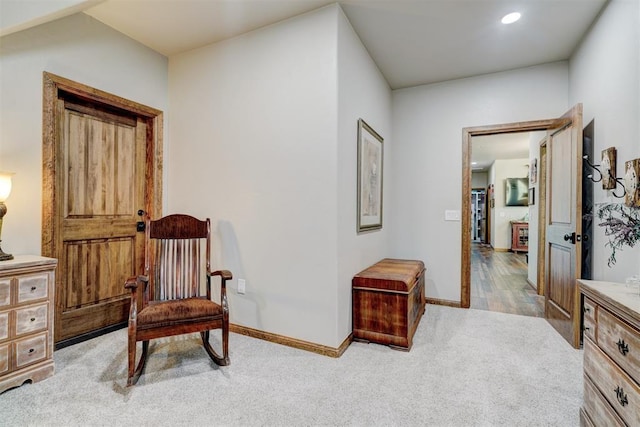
[352,258,425,350]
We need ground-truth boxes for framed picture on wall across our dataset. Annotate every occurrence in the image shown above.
[601,147,617,190]
[624,158,640,207]
[530,158,537,185]
[357,118,384,233]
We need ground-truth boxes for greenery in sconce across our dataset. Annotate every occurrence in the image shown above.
[596,203,640,267]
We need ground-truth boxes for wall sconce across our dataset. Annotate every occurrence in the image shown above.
[0,172,14,261]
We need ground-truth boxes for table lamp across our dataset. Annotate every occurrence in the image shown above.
[0,172,14,261]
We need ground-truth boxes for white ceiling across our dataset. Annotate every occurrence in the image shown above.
[82,0,607,90]
[2,0,606,168]
[472,133,534,173]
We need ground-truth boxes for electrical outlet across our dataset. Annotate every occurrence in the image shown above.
[237,279,246,294]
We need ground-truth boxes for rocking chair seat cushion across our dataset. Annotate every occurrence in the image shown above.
[137,297,223,330]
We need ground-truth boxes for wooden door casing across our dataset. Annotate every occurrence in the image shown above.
[462,118,562,309]
[42,72,163,345]
[535,141,547,296]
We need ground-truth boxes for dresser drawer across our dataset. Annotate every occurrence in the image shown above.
[15,333,47,368]
[583,297,597,342]
[583,373,625,427]
[0,311,8,341]
[0,343,8,375]
[17,273,48,303]
[584,338,640,426]
[15,303,48,336]
[583,297,597,322]
[597,309,640,384]
[0,279,10,308]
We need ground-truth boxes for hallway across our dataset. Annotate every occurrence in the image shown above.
[470,243,544,317]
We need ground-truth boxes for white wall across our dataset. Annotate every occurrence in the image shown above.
[391,63,568,302]
[336,8,392,342]
[168,5,346,347]
[491,159,529,250]
[471,172,488,189]
[0,0,95,35]
[569,0,640,282]
[0,13,168,256]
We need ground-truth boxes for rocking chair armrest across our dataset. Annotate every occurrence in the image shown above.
[209,270,233,282]
[124,275,149,291]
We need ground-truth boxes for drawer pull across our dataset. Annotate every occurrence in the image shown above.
[28,348,34,354]
[583,306,591,313]
[31,286,37,292]
[616,339,629,356]
[614,386,628,406]
[30,317,36,322]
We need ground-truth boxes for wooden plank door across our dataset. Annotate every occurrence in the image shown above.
[42,72,163,347]
[55,98,147,343]
[544,104,583,348]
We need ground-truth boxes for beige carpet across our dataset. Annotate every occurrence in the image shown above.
[0,305,583,426]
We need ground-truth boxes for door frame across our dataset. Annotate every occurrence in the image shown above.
[41,72,163,341]
[536,140,548,296]
[461,118,565,308]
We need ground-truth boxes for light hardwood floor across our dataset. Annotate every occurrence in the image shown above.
[471,243,544,317]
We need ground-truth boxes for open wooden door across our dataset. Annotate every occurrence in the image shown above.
[544,104,583,348]
[43,73,163,346]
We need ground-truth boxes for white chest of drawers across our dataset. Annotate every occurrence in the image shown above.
[0,255,57,394]
[578,279,640,426]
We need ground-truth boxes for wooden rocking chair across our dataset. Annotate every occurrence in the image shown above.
[124,214,232,386]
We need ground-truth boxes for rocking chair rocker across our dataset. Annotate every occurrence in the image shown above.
[124,214,232,386]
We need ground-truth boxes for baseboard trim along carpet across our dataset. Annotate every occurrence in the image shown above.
[230,323,352,358]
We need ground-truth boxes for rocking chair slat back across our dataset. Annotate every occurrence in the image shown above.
[146,214,211,302]
[150,238,203,300]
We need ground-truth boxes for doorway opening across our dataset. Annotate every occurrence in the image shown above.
[460,118,560,310]
[471,188,486,243]
[469,131,545,317]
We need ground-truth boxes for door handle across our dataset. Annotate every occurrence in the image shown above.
[136,209,146,232]
[563,232,581,244]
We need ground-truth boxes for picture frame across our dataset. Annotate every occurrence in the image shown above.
[624,158,640,207]
[357,118,384,233]
[529,158,537,185]
[528,187,535,206]
[601,147,617,190]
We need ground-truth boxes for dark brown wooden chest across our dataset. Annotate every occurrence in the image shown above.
[352,258,425,350]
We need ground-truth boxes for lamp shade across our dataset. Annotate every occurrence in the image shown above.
[0,172,13,202]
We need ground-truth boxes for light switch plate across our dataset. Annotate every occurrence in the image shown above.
[445,210,460,221]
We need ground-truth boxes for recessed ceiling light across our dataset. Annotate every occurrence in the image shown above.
[501,12,521,24]
[471,162,478,165]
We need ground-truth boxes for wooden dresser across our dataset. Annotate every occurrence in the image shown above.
[510,221,529,253]
[578,279,640,426]
[0,255,57,394]
[352,258,425,350]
